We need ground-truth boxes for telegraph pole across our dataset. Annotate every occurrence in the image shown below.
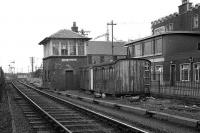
[30,57,34,73]
[107,20,117,58]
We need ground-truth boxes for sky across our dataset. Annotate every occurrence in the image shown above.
[0,0,199,73]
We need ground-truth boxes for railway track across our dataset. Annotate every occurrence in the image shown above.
[12,81,148,133]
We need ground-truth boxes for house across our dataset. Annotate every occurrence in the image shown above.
[151,0,200,35]
[87,41,127,65]
[125,31,200,85]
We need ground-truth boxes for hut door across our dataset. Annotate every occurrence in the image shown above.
[90,68,93,90]
[65,70,74,90]
[170,64,176,86]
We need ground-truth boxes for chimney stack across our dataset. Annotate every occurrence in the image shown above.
[179,0,192,14]
[71,22,78,32]
[182,0,189,4]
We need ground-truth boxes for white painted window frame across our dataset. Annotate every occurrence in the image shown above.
[193,62,200,82]
[193,14,199,28]
[180,63,190,81]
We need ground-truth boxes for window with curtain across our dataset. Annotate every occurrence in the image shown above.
[155,38,162,54]
[169,23,174,31]
[194,63,200,82]
[180,64,190,81]
[78,40,85,55]
[193,14,199,28]
[135,44,142,57]
[129,46,134,57]
[61,42,68,55]
[144,41,153,55]
[52,43,59,55]
[69,40,76,55]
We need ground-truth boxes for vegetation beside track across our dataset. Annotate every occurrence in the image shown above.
[0,83,12,133]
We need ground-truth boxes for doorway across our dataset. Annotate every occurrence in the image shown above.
[170,64,176,86]
[65,70,74,90]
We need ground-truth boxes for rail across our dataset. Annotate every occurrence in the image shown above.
[15,80,148,133]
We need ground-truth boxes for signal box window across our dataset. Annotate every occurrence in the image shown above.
[61,43,68,55]
[78,41,85,55]
[52,43,59,55]
[69,40,76,55]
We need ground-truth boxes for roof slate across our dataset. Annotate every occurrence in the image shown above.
[39,29,90,45]
[50,29,88,38]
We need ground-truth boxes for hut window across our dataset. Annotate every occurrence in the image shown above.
[129,46,135,57]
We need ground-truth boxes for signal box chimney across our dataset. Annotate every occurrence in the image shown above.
[71,22,78,33]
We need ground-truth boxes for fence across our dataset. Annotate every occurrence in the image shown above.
[150,74,200,99]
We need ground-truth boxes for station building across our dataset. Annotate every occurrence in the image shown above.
[125,31,200,85]
[151,0,200,35]
[39,22,126,90]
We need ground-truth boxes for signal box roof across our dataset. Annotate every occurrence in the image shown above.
[39,29,91,45]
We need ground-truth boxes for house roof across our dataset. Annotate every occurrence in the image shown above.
[39,29,91,45]
[87,41,127,55]
[125,31,200,46]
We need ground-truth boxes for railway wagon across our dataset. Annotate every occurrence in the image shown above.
[79,58,151,96]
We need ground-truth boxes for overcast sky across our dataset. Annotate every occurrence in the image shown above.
[0,0,199,73]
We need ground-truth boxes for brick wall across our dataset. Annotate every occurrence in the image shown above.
[43,56,87,90]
